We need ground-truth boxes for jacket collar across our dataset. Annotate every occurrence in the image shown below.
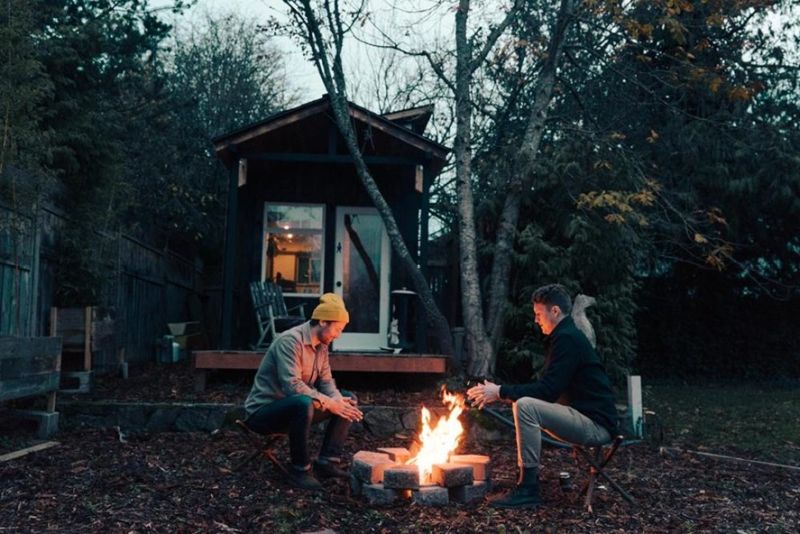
[300,321,322,349]
[548,315,575,338]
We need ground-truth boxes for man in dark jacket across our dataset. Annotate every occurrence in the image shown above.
[467,284,617,509]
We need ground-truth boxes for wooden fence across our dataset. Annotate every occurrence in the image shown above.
[0,201,205,370]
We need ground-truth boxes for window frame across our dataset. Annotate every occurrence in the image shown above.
[261,202,326,298]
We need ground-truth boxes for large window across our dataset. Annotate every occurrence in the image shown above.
[262,204,325,296]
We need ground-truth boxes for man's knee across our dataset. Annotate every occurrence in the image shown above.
[291,395,315,418]
[515,397,549,424]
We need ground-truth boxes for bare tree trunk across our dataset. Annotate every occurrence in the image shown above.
[286,0,454,356]
[333,103,454,355]
[484,0,579,366]
[454,0,494,378]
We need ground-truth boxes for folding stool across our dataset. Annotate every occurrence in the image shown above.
[232,419,289,476]
[544,430,637,512]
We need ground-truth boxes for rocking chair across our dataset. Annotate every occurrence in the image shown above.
[249,280,306,351]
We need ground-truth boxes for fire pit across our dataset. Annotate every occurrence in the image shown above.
[350,390,491,506]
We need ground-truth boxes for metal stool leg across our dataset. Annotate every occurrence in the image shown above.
[233,419,289,476]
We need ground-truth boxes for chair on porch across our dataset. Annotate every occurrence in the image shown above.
[249,280,307,351]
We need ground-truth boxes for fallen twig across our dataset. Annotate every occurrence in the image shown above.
[0,441,60,463]
[660,447,800,472]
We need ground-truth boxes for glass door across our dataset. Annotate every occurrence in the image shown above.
[333,207,390,351]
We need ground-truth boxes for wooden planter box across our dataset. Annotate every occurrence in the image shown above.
[53,307,122,382]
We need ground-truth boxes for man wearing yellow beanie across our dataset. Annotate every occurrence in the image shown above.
[243,293,362,491]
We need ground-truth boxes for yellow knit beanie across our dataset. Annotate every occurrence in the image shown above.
[311,293,350,323]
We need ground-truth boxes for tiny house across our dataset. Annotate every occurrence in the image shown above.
[211,96,448,356]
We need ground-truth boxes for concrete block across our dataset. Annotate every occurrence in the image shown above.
[431,463,473,488]
[448,454,491,481]
[352,451,395,484]
[59,371,92,394]
[412,485,449,506]
[12,410,59,439]
[350,474,363,497]
[383,464,420,489]
[363,483,398,505]
[378,447,411,464]
[449,481,488,505]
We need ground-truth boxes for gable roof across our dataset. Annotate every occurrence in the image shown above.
[212,95,448,165]
[381,105,434,135]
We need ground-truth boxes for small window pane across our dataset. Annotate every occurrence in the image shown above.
[266,205,323,231]
[264,204,324,295]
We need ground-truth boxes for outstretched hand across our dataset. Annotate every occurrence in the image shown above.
[328,397,363,422]
[466,380,501,410]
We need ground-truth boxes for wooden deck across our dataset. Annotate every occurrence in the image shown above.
[192,350,447,391]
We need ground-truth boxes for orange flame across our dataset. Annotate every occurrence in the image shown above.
[406,387,465,484]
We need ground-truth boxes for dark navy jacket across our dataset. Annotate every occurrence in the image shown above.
[499,316,618,434]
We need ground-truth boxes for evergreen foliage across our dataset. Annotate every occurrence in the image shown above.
[467,0,799,384]
[1,1,295,307]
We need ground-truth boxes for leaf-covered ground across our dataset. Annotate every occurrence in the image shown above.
[2,415,799,532]
[2,365,799,532]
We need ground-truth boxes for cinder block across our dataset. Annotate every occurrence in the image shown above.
[363,483,398,505]
[352,451,395,484]
[350,474,363,497]
[448,454,491,481]
[12,410,59,439]
[59,371,92,394]
[450,481,488,504]
[412,485,449,506]
[378,447,411,464]
[431,463,473,488]
[383,464,420,489]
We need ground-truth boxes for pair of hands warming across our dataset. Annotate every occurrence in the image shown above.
[328,396,363,422]
[466,380,501,409]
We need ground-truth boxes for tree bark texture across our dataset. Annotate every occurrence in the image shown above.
[455,0,494,378]
[286,0,454,356]
[484,0,579,365]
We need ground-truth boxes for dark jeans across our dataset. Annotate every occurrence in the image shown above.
[245,390,356,470]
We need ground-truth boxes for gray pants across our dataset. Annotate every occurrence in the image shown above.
[512,397,611,468]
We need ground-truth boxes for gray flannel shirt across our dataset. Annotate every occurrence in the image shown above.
[244,321,342,416]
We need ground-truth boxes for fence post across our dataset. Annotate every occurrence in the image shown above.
[627,375,643,438]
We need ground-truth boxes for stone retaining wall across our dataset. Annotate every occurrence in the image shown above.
[57,401,514,443]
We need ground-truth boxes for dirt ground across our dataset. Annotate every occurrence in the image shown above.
[2,423,799,533]
[2,363,799,532]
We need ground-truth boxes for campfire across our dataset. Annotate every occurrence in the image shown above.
[351,388,491,506]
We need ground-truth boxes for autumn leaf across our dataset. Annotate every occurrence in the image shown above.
[694,233,708,244]
[647,129,660,143]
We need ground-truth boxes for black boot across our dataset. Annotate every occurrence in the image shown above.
[489,467,543,509]
[314,457,349,479]
[285,465,323,491]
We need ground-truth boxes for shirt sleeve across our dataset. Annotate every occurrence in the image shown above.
[500,335,580,402]
[316,349,343,400]
[274,334,331,407]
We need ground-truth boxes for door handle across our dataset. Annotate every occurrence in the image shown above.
[337,242,342,253]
